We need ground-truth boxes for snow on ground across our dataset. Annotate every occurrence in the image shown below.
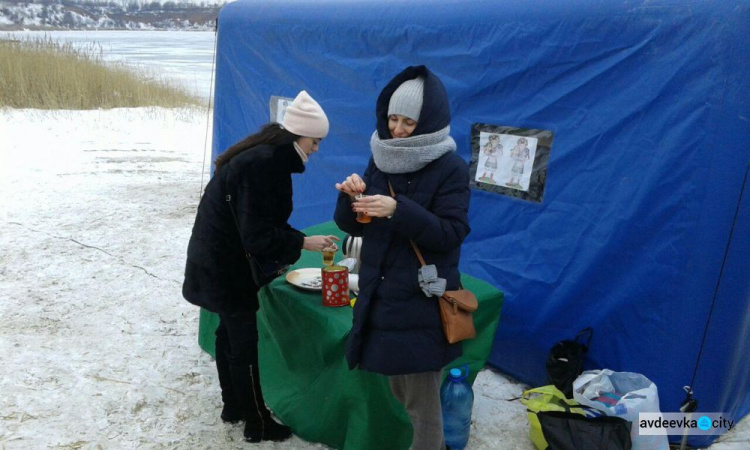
[0,108,747,449]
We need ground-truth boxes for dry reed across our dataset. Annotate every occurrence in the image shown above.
[0,37,201,109]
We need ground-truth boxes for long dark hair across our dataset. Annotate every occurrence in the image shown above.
[214,123,299,174]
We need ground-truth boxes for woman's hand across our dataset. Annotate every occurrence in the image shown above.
[335,173,366,198]
[303,235,340,252]
[352,195,396,218]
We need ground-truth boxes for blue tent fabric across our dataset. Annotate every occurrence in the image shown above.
[211,1,750,445]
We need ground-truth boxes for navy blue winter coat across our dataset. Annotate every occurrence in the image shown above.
[183,143,306,314]
[334,66,471,375]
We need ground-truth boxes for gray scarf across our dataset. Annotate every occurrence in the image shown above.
[370,125,456,174]
[371,125,455,297]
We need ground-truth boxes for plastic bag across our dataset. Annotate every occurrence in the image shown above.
[573,369,668,450]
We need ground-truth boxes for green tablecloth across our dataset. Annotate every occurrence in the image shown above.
[198,221,503,450]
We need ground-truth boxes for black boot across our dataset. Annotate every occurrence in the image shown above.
[244,418,292,442]
[242,364,292,442]
[216,312,291,441]
[215,320,243,424]
[220,404,243,424]
[218,359,243,424]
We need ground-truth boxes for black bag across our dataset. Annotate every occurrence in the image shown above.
[538,406,632,450]
[225,193,289,287]
[546,328,593,398]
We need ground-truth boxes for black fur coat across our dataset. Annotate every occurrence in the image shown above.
[183,143,306,314]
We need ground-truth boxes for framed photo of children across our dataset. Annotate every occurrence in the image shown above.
[469,123,554,203]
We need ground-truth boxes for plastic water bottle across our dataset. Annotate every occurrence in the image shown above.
[441,366,473,450]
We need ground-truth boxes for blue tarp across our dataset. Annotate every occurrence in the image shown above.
[212,1,749,445]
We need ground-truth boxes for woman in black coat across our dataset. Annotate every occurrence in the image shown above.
[183,91,338,443]
[334,66,471,450]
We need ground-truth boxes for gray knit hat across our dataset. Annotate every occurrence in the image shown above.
[387,77,424,122]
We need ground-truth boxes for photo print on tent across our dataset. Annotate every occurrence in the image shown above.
[469,123,554,203]
[269,95,295,124]
[475,133,536,188]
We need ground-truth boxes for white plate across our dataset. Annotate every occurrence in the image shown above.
[285,268,323,291]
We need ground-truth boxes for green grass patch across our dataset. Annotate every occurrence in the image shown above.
[0,37,202,109]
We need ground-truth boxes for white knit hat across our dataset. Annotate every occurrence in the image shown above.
[387,77,424,122]
[282,90,329,138]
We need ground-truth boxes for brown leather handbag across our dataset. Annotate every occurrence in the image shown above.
[440,289,479,343]
[408,240,478,343]
[388,182,478,343]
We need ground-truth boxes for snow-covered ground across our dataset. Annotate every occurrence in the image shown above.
[0,108,747,449]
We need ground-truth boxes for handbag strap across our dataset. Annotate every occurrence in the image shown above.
[575,327,594,349]
[410,241,427,267]
[223,176,253,262]
[387,181,465,290]
[225,193,251,261]
[388,181,427,267]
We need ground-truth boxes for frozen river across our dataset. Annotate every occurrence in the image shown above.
[4,30,216,100]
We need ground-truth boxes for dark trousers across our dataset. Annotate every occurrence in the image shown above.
[215,310,271,425]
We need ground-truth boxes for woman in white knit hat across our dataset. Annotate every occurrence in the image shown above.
[183,90,338,443]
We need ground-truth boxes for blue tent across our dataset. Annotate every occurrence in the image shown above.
[212,0,749,445]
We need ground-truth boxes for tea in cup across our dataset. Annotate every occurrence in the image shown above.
[355,194,372,224]
[322,244,338,266]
